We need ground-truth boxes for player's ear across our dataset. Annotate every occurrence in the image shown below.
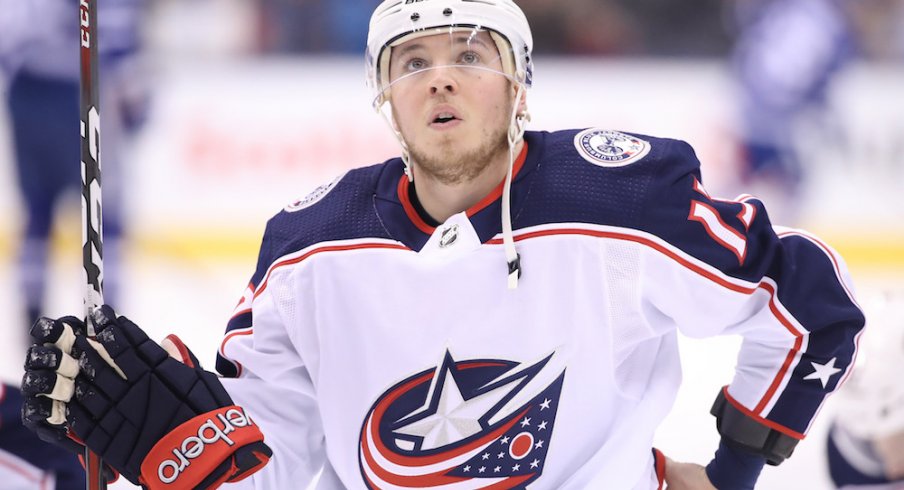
[513,84,528,117]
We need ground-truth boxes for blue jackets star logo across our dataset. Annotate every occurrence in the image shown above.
[358,351,566,489]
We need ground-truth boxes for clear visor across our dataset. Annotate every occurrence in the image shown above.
[373,26,517,109]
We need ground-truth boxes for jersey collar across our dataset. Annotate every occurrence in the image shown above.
[397,142,529,235]
[375,132,543,252]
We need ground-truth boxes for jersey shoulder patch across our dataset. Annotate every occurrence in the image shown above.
[573,129,651,167]
[264,163,392,262]
[284,172,346,213]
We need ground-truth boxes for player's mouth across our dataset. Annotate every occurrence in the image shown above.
[428,107,463,130]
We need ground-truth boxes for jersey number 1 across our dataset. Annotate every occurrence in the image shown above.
[687,178,756,265]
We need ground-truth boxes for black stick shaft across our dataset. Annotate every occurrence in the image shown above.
[79,0,106,488]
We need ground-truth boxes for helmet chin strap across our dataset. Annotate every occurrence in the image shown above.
[503,82,528,289]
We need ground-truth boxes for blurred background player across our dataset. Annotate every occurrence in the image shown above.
[1,0,150,335]
[0,382,84,490]
[728,0,857,224]
[826,293,904,489]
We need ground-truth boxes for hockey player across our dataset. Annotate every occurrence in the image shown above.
[730,0,856,223]
[1,0,149,327]
[20,1,865,489]
[825,295,904,489]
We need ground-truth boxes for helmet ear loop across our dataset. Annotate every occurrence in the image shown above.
[508,82,529,145]
[488,29,528,140]
[375,45,415,181]
[375,94,414,182]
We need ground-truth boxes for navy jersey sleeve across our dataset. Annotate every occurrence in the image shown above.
[639,138,865,439]
[215,165,393,378]
[215,217,277,378]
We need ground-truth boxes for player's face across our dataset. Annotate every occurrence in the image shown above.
[388,30,515,185]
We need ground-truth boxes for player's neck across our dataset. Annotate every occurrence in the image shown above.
[412,140,524,224]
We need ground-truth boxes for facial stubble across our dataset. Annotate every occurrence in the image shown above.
[401,91,514,186]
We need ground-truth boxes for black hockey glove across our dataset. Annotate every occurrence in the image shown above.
[21,315,120,483]
[22,305,272,489]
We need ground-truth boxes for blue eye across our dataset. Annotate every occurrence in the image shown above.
[460,52,480,64]
[406,58,428,71]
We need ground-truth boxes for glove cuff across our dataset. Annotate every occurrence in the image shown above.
[139,406,265,490]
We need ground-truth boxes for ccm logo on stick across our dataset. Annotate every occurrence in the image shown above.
[79,0,90,48]
[156,408,255,484]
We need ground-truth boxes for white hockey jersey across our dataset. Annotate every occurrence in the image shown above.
[217,129,865,489]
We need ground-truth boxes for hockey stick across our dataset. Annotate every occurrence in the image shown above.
[79,0,107,488]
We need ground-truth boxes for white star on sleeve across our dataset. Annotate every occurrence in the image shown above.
[803,357,842,389]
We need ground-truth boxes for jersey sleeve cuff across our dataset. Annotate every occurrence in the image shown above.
[705,440,767,490]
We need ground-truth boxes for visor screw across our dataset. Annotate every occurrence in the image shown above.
[443,7,453,16]
[410,12,420,21]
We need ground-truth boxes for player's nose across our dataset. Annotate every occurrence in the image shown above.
[427,66,458,96]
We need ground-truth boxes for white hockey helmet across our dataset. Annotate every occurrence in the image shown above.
[366,0,534,107]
